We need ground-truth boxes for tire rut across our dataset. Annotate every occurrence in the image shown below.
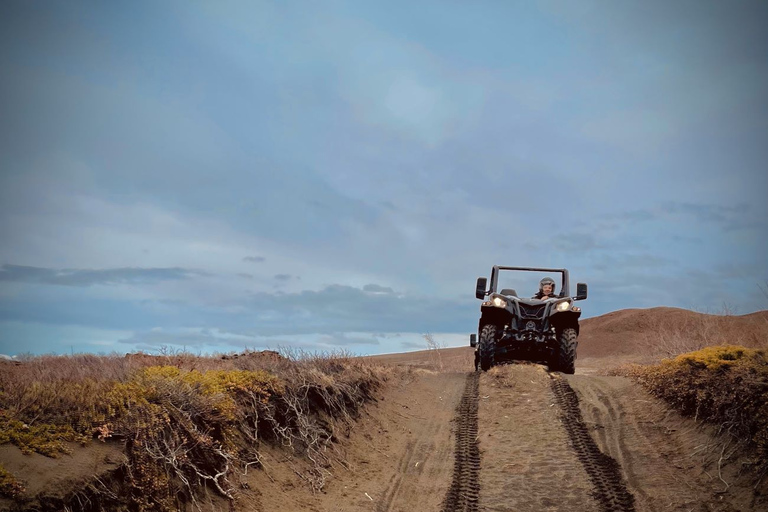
[551,375,636,512]
[442,372,481,512]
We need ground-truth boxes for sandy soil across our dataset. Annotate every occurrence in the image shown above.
[0,441,124,510]
[566,371,760,512]
[239,369,465,512]
[477,364,600,512]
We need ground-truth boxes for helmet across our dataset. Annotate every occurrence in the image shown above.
[539,277,556,292]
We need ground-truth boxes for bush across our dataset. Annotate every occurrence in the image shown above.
[629,345,768,479]
[0,464,25,499]
[0,352,388,510]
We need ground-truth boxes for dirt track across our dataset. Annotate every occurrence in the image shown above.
[249,361,758,512]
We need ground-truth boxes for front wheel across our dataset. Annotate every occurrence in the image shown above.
[478,324,499,371]
[555,328,578,374]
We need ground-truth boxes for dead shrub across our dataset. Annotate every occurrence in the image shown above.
[0,351,388,510]
[0,463,25,499]
[629,345,768,482]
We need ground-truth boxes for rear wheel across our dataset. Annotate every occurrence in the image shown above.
[555,328,578,374]
[479,324,499,371]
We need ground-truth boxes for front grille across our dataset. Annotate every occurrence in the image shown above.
[518,303,546,319]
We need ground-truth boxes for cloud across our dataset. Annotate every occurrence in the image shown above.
[551,233,604,252]
[592,253,674,271]
[118,327,254,350]
[609,202,764,232]
[0,264,204,287]
[660,202,761,231]
[243,256,266,263]
[274,274,293,281]
[316,332,380,346]
[363,283,394,294]
[224,284,476,337]
[237,273,254,279]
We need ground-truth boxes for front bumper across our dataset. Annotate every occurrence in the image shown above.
[494,329,558,362]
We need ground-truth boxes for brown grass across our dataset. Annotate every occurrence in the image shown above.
[620,346,768,486]
[0,349,390,510]
[637,312,768,362]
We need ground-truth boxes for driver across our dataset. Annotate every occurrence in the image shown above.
[533,277,557,300]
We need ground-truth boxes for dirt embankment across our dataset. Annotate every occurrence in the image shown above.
[237,369,465,512]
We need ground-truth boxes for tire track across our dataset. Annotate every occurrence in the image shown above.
[442,372,480,512]
[551,376,636,512]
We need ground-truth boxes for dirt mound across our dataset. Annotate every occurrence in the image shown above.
[578,307,768,359]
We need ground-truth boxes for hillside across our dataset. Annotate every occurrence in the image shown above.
[578,307,768,359]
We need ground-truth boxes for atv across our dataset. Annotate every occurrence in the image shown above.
[470,266,588,374]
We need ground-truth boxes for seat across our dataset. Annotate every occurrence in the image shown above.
[499,288,518,297]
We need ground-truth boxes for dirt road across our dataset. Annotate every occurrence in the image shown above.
[250,364,757,512]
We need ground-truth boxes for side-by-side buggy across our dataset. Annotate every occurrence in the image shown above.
[470,266,588,374]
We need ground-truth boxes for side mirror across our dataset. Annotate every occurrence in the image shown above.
[475,277,487,300]
[470,334,477,348]
[575,283,588,300]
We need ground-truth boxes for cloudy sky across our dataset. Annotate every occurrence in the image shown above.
[1,1,766,356]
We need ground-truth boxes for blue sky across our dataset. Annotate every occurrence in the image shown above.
[1,0,766,356]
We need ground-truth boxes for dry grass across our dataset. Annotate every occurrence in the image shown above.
[637,309,768,363]
[0,464,25,499]
[620,346,768,486]
[0,349,390,510]
[423,333,445,371]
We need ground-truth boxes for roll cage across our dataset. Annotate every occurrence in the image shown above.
[486,266,570,298]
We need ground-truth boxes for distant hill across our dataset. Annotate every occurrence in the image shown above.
[578,307,768,359]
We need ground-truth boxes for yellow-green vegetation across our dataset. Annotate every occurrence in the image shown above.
[0,416,88,457]
[0,353,386,510]
[0,464,25,499]
[629,345,768,478]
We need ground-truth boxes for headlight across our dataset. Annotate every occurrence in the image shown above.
[556,300,571,312]
[492,296,508,308]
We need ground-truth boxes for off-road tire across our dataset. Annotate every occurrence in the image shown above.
[555,328,578,374]
[478,324,498,371]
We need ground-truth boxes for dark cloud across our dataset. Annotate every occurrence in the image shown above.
[118,330,247,350]
[372,332,402,339]
[660,202,760,231]
[592,253,674,271]
[238,284,476,336]
[363,283,394,294]
[317,333,380,346]
[610,202,765,232]
[551,233,604,252]
[0,264,204,287]
[614,210,656,223]
[243,256,266,263]
[0,294,164,330]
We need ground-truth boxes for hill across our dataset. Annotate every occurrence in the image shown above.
[578,307,768,360]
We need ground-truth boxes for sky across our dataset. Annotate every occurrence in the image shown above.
[1,0,766,357]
